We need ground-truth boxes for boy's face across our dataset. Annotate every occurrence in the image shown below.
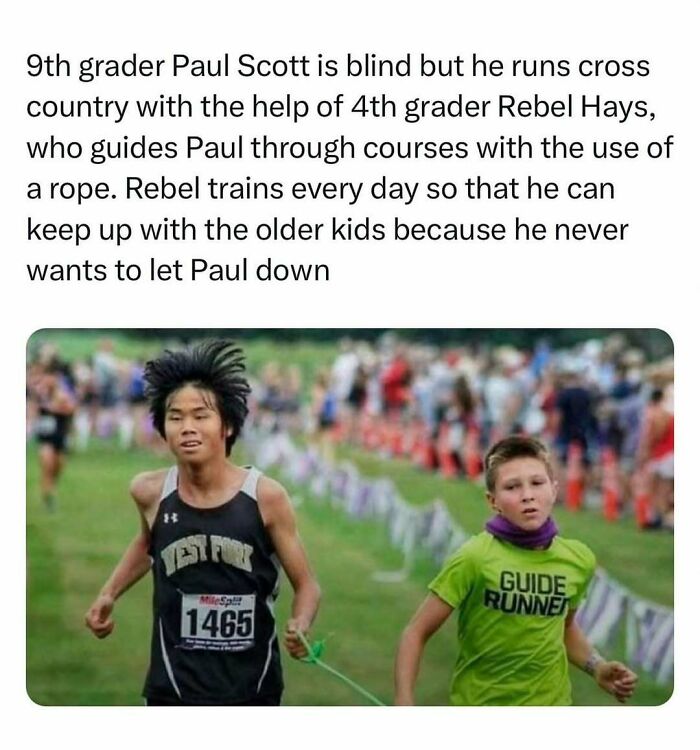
[487,457,557,531]
[164,385,231,465]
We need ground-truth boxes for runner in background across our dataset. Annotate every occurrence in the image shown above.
[29,359,76,511]
[310,368,337,465]
[638,388,674,530]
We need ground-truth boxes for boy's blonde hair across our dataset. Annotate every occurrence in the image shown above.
[484,435,554,493]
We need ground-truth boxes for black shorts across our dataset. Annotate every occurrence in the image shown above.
[37,434,68,453]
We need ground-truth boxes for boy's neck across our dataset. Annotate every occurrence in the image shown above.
[176,457,244,507]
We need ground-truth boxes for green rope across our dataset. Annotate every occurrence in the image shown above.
[294,629,387,706]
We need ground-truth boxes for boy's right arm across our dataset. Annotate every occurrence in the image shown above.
[394,593,453,705]
[84,471,164,639]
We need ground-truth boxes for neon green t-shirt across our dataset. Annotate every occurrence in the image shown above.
[429,531,596,706]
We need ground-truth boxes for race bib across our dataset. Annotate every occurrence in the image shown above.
[180,593,256,652]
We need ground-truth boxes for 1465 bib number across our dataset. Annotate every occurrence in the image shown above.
[180,593,256,652]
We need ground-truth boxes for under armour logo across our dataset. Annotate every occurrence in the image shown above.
[163,513,179,524]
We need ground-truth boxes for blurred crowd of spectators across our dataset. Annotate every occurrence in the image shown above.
[27,333,674,530]
[258,333,673,530]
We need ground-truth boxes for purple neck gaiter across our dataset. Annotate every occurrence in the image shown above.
[485,515,558,550]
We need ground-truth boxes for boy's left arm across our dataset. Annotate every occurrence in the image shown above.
[259,478,322,658]
[564,611,638,703]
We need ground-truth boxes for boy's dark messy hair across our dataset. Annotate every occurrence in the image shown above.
[144,340,250,456]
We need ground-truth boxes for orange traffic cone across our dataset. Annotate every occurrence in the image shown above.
[437,424,459,479]
[633,467,653,528]
[463,425,482,479]
[601,447,620,521]
[565,442,584,511]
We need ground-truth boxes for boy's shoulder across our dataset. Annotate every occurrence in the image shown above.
[554,535,596,571]
[256,473,296,528]
[129,468,169,507]
[449,531,494,560]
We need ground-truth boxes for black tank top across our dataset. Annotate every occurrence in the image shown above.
[144,466,283,704]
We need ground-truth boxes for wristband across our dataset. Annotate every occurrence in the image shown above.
[583,650,605,677]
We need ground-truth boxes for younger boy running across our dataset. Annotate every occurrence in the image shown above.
[395,435,637,706]
[86,341,321,705]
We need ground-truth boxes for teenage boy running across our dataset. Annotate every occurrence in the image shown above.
[86,340,321,705]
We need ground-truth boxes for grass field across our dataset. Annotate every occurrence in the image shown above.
[26,438,673,706]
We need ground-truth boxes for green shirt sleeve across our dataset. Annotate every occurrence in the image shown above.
[568,544,597,610]
[428,541,477,609]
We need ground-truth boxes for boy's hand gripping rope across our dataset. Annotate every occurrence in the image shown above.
[294,629,387,706]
